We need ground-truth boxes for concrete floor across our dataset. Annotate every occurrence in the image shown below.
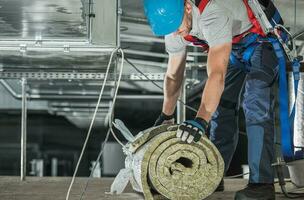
[0,176,303,200]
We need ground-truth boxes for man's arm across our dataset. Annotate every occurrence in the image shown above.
[162,52,187,116]
[196,42,232,122]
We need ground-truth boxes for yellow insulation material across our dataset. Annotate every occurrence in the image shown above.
[128,125,224,200]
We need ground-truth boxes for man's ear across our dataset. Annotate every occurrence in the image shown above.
[185,1,192,14]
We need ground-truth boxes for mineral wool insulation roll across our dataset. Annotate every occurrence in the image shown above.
[289,73,304,149]
[111,124,224,200]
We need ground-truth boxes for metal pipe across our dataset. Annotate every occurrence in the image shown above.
[0,72,167,81]
[36,94,163,100]
[49,102,111,107]
[51,158,58,177]
[20,78,27,181]
[121,15,147,23]
[120,33,164,43]
[88,0,93,43]
[294,0,297,33]
[125,49,169,58]
[50,108,110,113]
[115,95,163,100]
[117,0,121,48]
[0,46,116,53]
[0,80,22,98]
[0,39,89,44]
[177,80,186,123]
[30,89,113,96]
[125,49,206,60]
[0,39,116,52]
[126,58,206,68]
[292,28,304,40]
[0,80,163,100]
[125,58,168,68]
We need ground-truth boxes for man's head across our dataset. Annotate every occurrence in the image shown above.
[143,0,193,36]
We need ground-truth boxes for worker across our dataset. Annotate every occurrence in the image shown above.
[146,0,283,199]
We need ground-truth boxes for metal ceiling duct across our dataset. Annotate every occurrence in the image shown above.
[0,0,118,129]
[0,0,87,39]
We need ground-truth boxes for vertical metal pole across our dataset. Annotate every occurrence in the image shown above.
[21,78,27,181]
[88,0,93,43]
[177,80,186,124]
[294,0,297,33]
[51,158,58,177]
[117,0,121,47]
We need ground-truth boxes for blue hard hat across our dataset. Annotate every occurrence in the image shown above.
[143,0,184,36]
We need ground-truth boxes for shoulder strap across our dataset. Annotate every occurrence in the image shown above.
[183,0,210,50]
[242,0,266,36]
[185,0,278,47]
[195,0,210,13]
[184,35,209,51]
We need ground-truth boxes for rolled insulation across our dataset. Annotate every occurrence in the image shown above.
[124,125,224,200]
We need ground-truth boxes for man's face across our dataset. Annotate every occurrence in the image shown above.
[174,1,192,37]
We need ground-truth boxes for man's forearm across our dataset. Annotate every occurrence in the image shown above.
[196,42,230,122]
[196,72,225,122]
[162,74,184,115]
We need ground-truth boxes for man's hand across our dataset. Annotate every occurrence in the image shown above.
[154,112,175,126]
[177,117,208,143]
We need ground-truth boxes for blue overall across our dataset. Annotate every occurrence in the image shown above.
[209,34,279,183]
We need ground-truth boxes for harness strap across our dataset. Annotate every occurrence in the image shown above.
[190,0,300,161]
[195,0,209,12]
[184,35,209,51]
[268,38,294,161]
[242,0,266,37]
[185,0,284,47]
[234,33,300,161]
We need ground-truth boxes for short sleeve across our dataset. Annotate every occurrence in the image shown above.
[165,33,188,55]
[200,5,233,47]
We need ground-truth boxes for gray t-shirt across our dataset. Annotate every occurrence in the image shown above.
[165,0,253,54]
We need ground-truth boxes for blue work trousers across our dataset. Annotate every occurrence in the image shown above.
[209,41,278,183]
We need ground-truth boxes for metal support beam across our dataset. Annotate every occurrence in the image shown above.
[0,72,165,81]
[20,78,27,181]
[177,81,186,123]
[1,80,163,100]
[0,44,115,53]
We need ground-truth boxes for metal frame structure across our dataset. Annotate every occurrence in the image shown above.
[0,71,165,81]
[20,78,27,181]
[0,0,211,181]
[177,80,187,124]
[0,40,115,52]
[0,0,121,181]
[0,0,170,180]
[1,70,165,181]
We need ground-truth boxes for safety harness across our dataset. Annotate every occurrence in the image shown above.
[186,0,302,161]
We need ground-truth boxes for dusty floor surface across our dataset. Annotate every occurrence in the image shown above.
[0,176,303,200]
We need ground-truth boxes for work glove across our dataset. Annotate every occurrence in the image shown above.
[177,117,208,143]
[154,112,175,126]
